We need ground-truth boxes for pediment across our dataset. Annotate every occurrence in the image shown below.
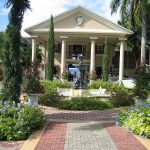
[44,12,113,30]
[25,6,132,35]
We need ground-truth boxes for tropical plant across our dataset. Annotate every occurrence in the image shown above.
[0,102,46,141]
[102,39,109,81]
[118,106,150,138]
[110,0,150,64]
[134,64,150,99]
[110,87,135,107]
[2,0,30,105]
[24,61,44,94]
[46,15,54,80]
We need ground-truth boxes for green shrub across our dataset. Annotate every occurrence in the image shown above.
[88,81,119,91]
[39,80,62,106]
[39,93,60,106]
[55,97,113,110]
[118,106,150,138]
[41,80,72,89]
[135,64,150,99]
[0,103,46,141]
[110,88,135,107]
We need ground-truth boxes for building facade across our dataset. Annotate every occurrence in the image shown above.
[25,6,133,80]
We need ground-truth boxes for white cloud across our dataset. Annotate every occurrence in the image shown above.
[100,0,120,23]
[22,0,120,37]
[0,7,10,16]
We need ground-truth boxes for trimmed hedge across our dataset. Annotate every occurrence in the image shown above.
[41,80,72,89]
[55,97,113,110]
[88,81,119,91]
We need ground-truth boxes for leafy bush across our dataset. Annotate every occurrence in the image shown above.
[39,92,60,106]
[39,80,62,106]
[118,106,150,138]
[55,97,113,110]
[135,64,150,99]
[0,103,46,141]
[24,61,44,94]
[88,81,119,91]
[41,80,72,89]
[110,87,135,107]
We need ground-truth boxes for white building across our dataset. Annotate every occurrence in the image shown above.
[25,6,133,80]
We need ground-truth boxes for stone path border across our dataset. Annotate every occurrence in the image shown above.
[0,141,24,150]
[20,123,48,150]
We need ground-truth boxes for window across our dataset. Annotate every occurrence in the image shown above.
[54,43,61,53]
[95,45,104,54]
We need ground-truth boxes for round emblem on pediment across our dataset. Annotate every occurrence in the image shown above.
[76,16,84,25]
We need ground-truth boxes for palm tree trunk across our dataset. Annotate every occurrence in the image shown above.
[141,8,147,64]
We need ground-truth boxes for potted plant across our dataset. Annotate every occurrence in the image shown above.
[89,71,97,84]
[24,61,44,106]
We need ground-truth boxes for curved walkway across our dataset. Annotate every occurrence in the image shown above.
[43,107,119,122]
[1,107,148,150]
[34,107,148,150]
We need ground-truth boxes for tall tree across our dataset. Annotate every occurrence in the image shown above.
[2,0,30,105]
[46,15,54,80]
[110,0,150,64]
[102,39,109,81]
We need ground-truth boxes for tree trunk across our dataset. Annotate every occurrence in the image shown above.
[141,9,147,64]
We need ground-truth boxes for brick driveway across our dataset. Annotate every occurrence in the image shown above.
[35,107,147,150]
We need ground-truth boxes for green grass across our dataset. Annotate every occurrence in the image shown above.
[54,97,113,111]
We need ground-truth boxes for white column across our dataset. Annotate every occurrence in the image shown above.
[32,39,36,62]
[41,44,46,79]
[119,41,125,81]
[60,40,66,76]
[41,44,46,64]
[90,40,96,73]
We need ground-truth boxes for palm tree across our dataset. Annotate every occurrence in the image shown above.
[2,0,30,105]
[110,0,150,64]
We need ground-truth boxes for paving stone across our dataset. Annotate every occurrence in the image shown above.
[64,122,118,150]
[103,123,147,150]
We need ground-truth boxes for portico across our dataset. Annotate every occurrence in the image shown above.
[25,6,132,81]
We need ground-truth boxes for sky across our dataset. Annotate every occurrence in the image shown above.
[0,0,120,37]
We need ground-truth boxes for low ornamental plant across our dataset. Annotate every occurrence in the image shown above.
[24,61,44,94]
[55,97,113,110]
[0,102,46,141]
[39,80,72,106]
[118,106,150,139]
[40,80,72,89]
[110,87,135,107]
[88,81,118,91]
